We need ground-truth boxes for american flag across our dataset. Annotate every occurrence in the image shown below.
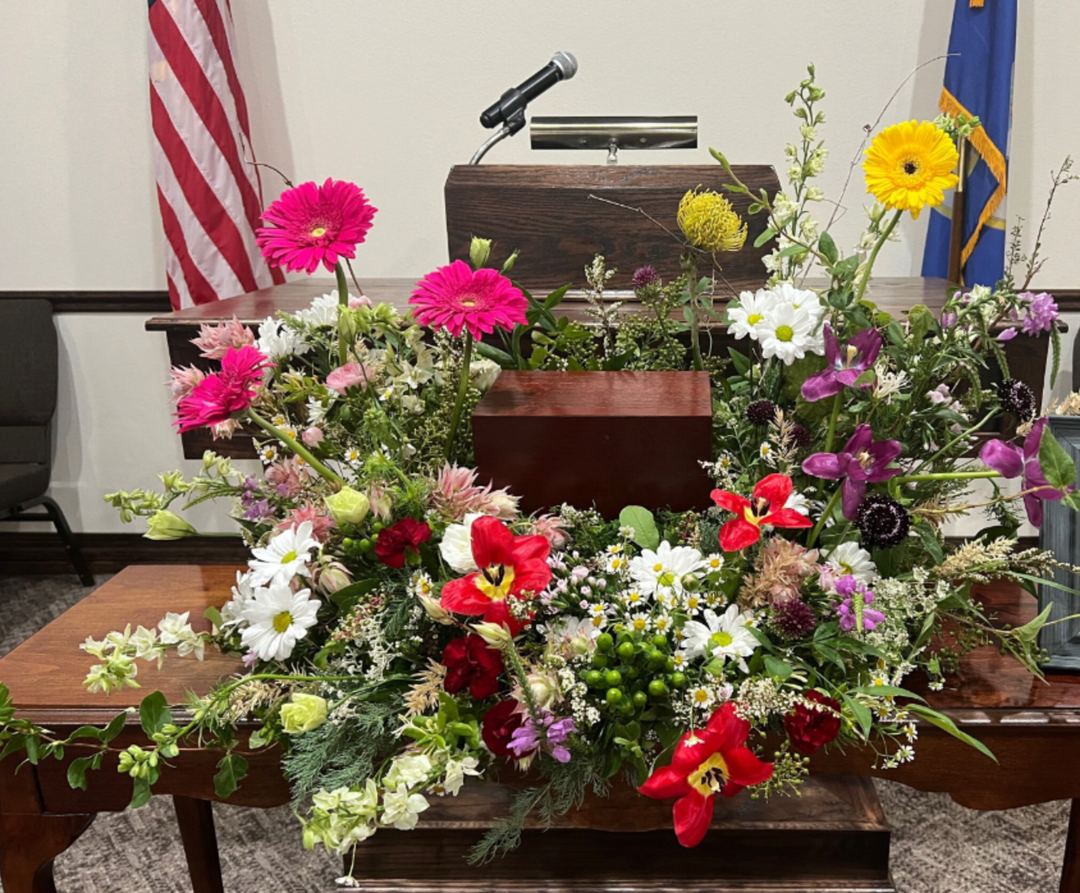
[148,0,284,310]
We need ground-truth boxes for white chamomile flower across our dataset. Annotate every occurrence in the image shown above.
[618,525,635,539]
[628,541,705,597]
[759,442,774,461]
[439,513,482,574]
[306,397,332,426]
[689,686,715,710]
[607,552,629,574]
[683,593,704,614]
[240,583,320,661]
[255,316,309,361]
[588,604,609,630]
[653,614,674,635]
[295,293,341,328]
[248,520,319,587]
[680,604,759,669]
[259,444,279,464]
[727,289,771,341]
[756,303,823,365]
[704,553,724,573]
[620,589,647,609]
[824,542,878,583]
[627,612,652,634]
[343,447,364,468]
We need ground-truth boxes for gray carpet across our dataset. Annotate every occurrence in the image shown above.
[0,573,1068,892]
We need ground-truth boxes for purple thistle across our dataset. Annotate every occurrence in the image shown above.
[801,325,882,403]
[802,424,902,520]
[631,265,661,291]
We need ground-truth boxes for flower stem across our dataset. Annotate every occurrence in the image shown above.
[913,409,997,474]
[685,258,704,372]
[807,485,843,549]
[895,470,1001,483]
[335,261,349,365]
[853,210,903,304]
[246,410,344,488]
[823,392,843,454]
[444,332,474,463]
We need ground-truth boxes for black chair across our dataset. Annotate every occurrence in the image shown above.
[0,299,93,585]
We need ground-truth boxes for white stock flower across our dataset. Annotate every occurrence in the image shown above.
[384,754,433,791]
[380,785,430,830]
[443,755,481,796]
[295,293,341,327]
[240,584,320,661]
[628,541,705,597]
[824,542,878,583]
[248,521,319,587]
[469,358,501,392]
[255,316,310,361]
[680,604,759,669]
[439,513,482,574]
[157,611,204,660]
[755,302,823,365]
[220,571,259,629]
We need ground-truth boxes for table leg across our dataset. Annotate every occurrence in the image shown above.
[174,796,224,893]
[0,812,94,893]
[1062,799,1080,893]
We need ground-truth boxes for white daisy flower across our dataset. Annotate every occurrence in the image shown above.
[255,316,309,361]
[727,289,771,341]
[343,447,364,468]
[653,614,674,634]
[248,521,319,587]
[784,492,811,517]
[259,445,278,464]
[628,541,705,597]
[239,583,320,661]
[770,281,825,324]
[306,397,332,426]
[689,686,715,710]
[607,553,628,574]
[824,542,878,583]
[759,442,774,461]
[588,604,609,630]
[680,604,759,669]
[755,303,824,365]
[682,593,704,614]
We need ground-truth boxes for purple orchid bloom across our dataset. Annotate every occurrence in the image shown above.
[801,326,883,403]
[802,424,903,520]
[978,418,1065,526]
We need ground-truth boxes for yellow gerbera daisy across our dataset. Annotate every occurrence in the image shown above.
[863,121,959,219]
[677,188,748,253]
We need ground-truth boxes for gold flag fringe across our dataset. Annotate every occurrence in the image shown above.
[939,87,1007,267]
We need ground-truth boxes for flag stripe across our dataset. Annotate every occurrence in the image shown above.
[150,83,257,295]
[149,0,281,309]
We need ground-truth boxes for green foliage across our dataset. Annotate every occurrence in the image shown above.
[618,506,660,551]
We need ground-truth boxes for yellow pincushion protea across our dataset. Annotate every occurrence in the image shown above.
[677,188,748,253]
[863,121,959,219]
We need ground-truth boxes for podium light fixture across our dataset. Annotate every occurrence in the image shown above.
[531,116,698,164]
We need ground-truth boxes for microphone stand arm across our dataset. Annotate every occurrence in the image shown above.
[469,109,527,165]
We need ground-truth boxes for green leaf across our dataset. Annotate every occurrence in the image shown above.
[213,753,249,799]
[139,692,172,737]
[543,283,571,310]
[618,506,660,551]
[774,244,808,260]
[203,606,223,629]
[1012,602,1054,644]
[906,705,997,762]
[248,727,270,750]
[819,232,839,265]
[764,656,794,680]
[907,304,933,344]
[849,685,926,701]
[474,341,515,369]
[914,520,945,566]
[67,725,106,742]
[130,776,153,809]
[813,642,846,672]
[67,755,97,791]
[1039,424,1076,492]
[753,227,776,249]
[842,694,872,739]
[727,347,752,376]
[329,578,380,611]
[101,712,128,743]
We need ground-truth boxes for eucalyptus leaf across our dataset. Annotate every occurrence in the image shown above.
[618,506,660,551]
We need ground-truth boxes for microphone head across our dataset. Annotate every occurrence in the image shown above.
[551,51,578,80]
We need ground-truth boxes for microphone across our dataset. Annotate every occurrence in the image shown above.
[480,51,578,129]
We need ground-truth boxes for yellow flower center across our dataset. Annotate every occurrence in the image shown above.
[273,611,293,633]
[459,295,478,308]
[710,631,734,649]
[310,226,328,238]
[900,158,921,179]
[747,313,763,326]
[281,550,298,564]
[658,571,676,587]
[476,564,515,601]
[632,618,647,631]
[688,752,730,796]
[775,324,795,342]
[693,689,710,703]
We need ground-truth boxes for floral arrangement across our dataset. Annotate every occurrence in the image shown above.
[3,67,1079,878]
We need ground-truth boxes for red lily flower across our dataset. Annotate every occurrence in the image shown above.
[638,702,773,848]
[710,473,812,552]
[440,516,551,634]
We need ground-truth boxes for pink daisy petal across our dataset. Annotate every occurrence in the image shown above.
[409,260,527,341]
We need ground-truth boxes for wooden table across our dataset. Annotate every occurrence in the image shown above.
[3,567,1079,892]
[145,277,1057,460]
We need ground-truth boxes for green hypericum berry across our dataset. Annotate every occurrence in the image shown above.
[342,537,353,548]
[604,670,623,687]
[585,670,604,688]
[652,634,668,649]
[372,521,384,532]
[592,653,610,669]
[358,539,373,553]
[597,633,614,652]
[617,641,636,661]
[632,691,648,709]
[648,649,666,667]
[671,672,688,688]
[664,657,676,673]
[606,688,623,706]
[626,666,640,680]
[648,679,668,698]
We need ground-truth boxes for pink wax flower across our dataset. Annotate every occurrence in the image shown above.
[348,295,372,309]
[166,365,206,404]
[190,316,255,359]
[265,456,309,499]
[275,503,336,542]
[430,463,520,522]
[301,426,324,446]
[256,178,377,274]
[409,260,527,341]
[175,346,272,433]
[528,513,572,550]
[326,361,374,395]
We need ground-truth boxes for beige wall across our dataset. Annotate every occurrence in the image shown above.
[1,1,1078,533]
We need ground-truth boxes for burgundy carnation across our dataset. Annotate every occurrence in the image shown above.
[374,517,432,568]
[442,634,504,699]
[482,699,525,759]
[784,690,842,756]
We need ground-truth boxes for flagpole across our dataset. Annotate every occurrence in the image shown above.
[947,136,967,287]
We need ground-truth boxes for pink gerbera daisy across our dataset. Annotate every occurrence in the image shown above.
[175,346,273,433]
[409,260,527,341]
[256,178,377,274]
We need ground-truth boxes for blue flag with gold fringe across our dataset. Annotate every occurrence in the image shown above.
[922,0,1016,287]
